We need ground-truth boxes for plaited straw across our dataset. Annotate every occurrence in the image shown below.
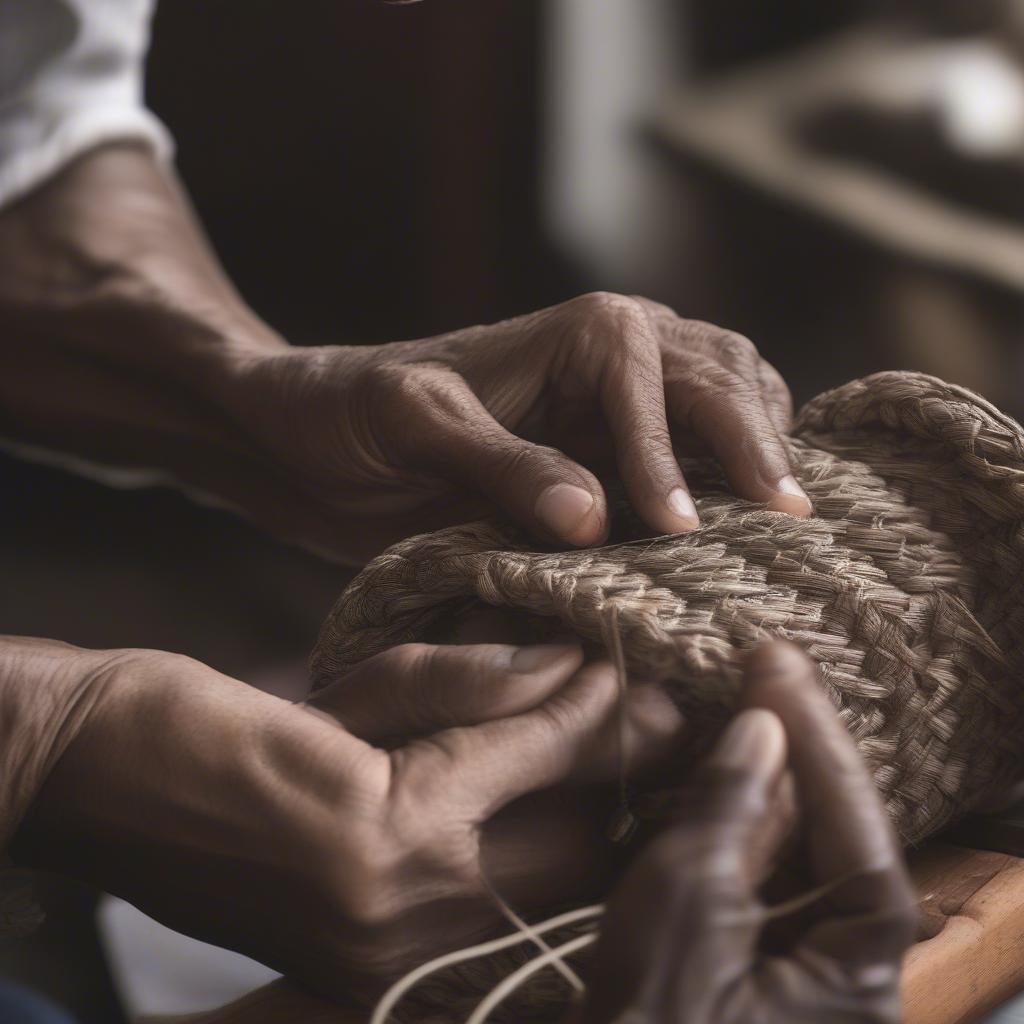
[312,371,1024,1019]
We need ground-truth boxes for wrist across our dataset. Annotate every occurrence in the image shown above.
[0,638,125,853]
[212,341,363,452]
[8,648,361,892]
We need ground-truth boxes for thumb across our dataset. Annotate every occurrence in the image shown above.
[310,642,583,742]
[577,709,787,1024]
[390,366,608,547]
[404,662,620,822]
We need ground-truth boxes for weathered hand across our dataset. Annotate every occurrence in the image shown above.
[573,642,918,1024]
[0,145,809,565]
[231,294,810,560]
[7,638,664,1003]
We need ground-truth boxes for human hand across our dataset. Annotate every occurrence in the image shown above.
[230,294,810,560]
[572,641,918,1024]
[0,145,808,563]
[7,637,673,1002]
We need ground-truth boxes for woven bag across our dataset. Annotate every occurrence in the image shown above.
[312,372,1024,846]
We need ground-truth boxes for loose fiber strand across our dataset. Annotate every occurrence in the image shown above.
[602,604,637,843]
[464,933,598,1024]
[369,905,604,1024]
[481,873,586,993]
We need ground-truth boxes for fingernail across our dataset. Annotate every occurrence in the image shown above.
[709,709,785,771]
[767,474,812,517]
[510,644,581,673]
[667,487,699,529]
[535,484,595,541]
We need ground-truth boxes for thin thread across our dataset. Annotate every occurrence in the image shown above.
[464,933,598,1024]
[369,905,604,1024]
[698,868,889,931]
[461,867,894,1023]
[602,603,636,843]
[369,840,897,1021]
[481,873,585,993]
[759,868,869,921]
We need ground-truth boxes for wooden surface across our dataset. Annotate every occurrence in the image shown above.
[145,841,1024,1024]
[905,842,1024,1024]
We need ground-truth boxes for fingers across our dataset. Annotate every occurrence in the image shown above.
[741,642,918,971]
[755,358,795,435]
[576,709,787,1024]
[627,301,806,515]
[401,661,623,821]
[670,706,789,853]
[374,363,609,547]
[311,642,583,742]
[663,350,811,516]
[569,681,687,783]
[580,294,700,534]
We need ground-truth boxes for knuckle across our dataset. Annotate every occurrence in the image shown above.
[571,290,629,318]
[489,441,535,487]
[491,440,565,488]
[713,368,760,407]
[537,668,609,736]
[713,329,760,367]
[668,361,739,398]
[570,291,650,344]
[357,363,432,438]
[669,318,757,361]
[360,361,417,405]
[628,294,677,320]
[397,734,464,793]
[538,693,590,738]
[632,429,675,460]
[360,361,465,425]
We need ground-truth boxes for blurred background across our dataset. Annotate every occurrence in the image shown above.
[2,0,1024,1020]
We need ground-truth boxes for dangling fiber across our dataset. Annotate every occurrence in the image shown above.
[464,933,598,1024]
[369,905,604,1024]
[600,603,638,844]
[480,874,586,994]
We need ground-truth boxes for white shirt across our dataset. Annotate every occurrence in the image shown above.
[0,0,171,209]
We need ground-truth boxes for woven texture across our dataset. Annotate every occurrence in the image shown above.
[312,372,1024,846]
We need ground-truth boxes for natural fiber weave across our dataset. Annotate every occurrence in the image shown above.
[313,372,1024,846]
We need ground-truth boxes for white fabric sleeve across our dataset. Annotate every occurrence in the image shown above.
[0,0,173,211]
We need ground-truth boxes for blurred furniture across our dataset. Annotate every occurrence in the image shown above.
[650,19,1024,417]
[907,841,1024,1023]
[656,25,1024,290]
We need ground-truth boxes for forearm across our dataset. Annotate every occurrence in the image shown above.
[0,636,120,853]
[0,144,286,475]
[9,647,318,884]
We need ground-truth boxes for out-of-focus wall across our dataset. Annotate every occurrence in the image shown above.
[544,0,686,288]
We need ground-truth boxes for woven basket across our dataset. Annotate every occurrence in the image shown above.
[312,372,1024,846]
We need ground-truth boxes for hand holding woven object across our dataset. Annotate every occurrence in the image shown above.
[313,371,1024,847]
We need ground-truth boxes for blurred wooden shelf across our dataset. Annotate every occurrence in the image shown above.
[652,24,1024,296]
